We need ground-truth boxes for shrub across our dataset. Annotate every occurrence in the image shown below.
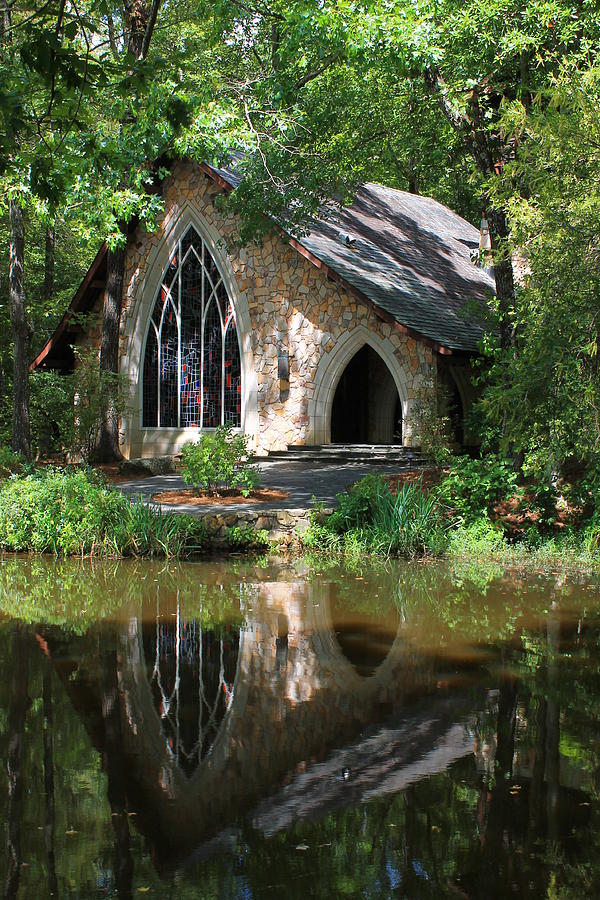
[0,448,25,479]
[405,377,454,464]
[30,370,75,458]
[436,454,517,521]
[327,474,388,533]
[446,517,507,556]
[0,468,208,557]
[303,474,445,558]
[225,525,270,551]
[181,424,261,496]
[72,349,128,461]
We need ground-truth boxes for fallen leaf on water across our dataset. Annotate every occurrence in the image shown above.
[137,888,150,894]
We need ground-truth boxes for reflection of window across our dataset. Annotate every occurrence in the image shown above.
[142,224,242,428]
[143,609,240,776]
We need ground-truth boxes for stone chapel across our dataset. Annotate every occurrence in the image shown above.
[32,159,494,458]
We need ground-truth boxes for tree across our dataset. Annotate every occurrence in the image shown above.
[0,0,102,457]
[477,66,600,474]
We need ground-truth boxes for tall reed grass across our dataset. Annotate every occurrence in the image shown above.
[304,475,445,558]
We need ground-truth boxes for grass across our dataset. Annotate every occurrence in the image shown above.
[301,472,600,571]
[302,474,446,559]
[0,468,209,558]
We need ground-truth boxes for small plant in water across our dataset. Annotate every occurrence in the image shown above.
[181,425,261,497]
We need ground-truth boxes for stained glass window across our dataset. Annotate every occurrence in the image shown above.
[142,224,242,428]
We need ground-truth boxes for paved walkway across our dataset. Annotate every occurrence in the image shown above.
[116,459,406,515]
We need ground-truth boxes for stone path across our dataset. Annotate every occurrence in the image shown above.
[115,458,407,515]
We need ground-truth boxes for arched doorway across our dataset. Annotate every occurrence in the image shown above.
[330,345,401,444]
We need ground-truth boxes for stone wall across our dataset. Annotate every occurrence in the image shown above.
[110,160,436,457]
[199,506,332,549]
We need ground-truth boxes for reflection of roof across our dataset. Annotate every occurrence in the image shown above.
[31,160,494,370]
[253,693,478,836]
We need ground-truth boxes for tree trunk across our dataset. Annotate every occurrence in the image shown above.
[9,200,31,460]
[486,206,517,352]
[95,0,161,462]
[95,243,126,462]
[100,645,133,899]
[44,225,55,302]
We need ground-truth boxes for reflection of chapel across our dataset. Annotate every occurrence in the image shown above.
[33,159,494,457]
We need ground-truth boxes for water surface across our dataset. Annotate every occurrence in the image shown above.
[0,555,600,898]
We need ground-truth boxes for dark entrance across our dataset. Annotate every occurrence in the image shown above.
[437,364,465,447]
[330,345,401,444]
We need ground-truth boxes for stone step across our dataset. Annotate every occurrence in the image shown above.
[288,443,422,455]
[265,444,426,466]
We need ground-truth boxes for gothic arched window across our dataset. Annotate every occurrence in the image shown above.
[142,224,242,428]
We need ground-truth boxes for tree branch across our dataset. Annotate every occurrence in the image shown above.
[140,0,161,60]
[294,51,341,91]
[423,66,469,132]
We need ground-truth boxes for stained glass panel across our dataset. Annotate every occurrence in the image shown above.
[180,248,204,428]
[142,326,158,427]
[224,319,241,426]
[159,301,178,427]
[203,300,222,428]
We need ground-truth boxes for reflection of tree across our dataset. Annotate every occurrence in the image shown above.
[100,642,133,900]
[42,670,58,897]
[477,658,519,898]
[4,625,29,900]
[546,600,561,842]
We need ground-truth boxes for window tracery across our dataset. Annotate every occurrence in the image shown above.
[142,225,242,428]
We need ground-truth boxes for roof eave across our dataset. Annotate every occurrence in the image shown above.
[30,243,108,371]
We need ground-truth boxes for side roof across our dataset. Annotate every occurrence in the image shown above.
[32,162,494,369]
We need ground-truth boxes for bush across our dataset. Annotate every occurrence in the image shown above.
[303,474,445,558]
[225,525,270,551]
[181,424,261,496]
[0,448,25,479]
[0,468,208,557]
[436,454,517,521]
[446,517,507,556]
[405,377,454,464]
[30,371,75,458]
[72,349,128,461]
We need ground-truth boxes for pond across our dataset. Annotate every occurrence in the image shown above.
[0,555,600,898]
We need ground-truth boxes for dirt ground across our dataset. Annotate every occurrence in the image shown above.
[152,487,290,507]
